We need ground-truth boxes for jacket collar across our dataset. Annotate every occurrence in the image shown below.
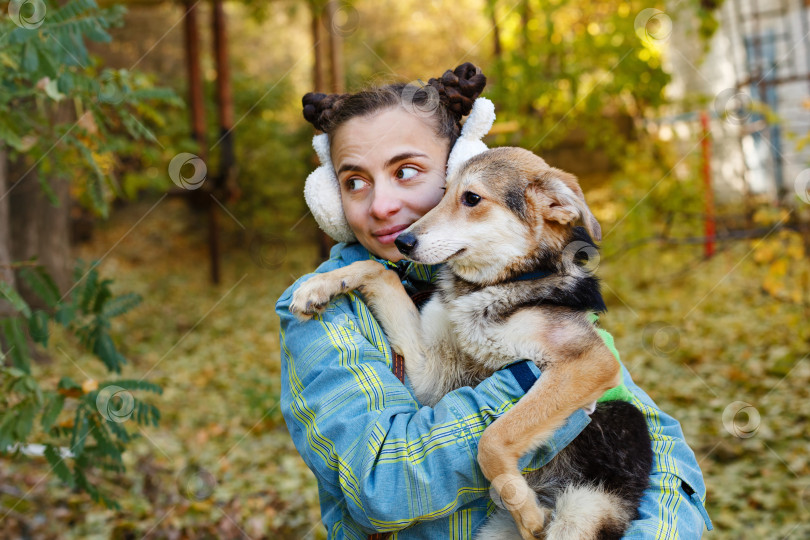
[331,242,442,286]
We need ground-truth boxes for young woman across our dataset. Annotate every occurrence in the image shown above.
[275,63,712,539]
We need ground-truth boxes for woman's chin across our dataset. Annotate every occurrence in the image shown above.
[369,241,406,263]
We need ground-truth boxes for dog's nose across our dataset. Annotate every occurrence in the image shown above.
[395,232,417,255]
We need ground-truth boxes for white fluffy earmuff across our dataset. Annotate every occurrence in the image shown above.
[303,133,357,243]
[303,97,496,243]
[445,97,496,179]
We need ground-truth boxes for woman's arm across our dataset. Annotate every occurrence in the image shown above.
[592,328,713,539]
[276,274,590,534]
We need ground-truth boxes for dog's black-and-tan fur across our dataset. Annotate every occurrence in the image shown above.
[291,147,653,540]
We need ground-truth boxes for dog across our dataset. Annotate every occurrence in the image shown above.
[290,147,653,540]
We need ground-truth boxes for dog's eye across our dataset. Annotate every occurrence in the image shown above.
[462,191,481,207]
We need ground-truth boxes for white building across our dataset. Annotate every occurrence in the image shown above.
[662,0,810,203]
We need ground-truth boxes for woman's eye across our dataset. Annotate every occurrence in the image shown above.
[396,167,418,180]
[462,191,482,207]
[347,178,366,191]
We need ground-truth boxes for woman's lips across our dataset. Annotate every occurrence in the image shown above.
[373,224,410,244]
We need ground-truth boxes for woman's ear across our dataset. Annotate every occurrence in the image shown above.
[530,169,602,241]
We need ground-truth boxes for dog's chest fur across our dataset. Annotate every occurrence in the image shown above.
[416,268,592,396]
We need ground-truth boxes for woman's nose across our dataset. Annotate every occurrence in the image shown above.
[369,180,403,219]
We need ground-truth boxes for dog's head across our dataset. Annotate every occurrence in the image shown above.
[394,147,601,283]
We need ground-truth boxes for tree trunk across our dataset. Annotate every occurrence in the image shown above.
[312,3,326,92]
[326,0,344,93]
[313,1,336,260]
[490,0,503,61]
[183,0,207,157]
[0,144,16,318]
[520,0,531,54]
[8,160,72,307]
[486,0,504,95]
[8,102,73,308]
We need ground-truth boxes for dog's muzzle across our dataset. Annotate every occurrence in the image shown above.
[395,232,417,256]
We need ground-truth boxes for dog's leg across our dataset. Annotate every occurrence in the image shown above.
[291,261,456,405]
[290,260,425,364]
[405,300,469,406]
[477,315,621,540]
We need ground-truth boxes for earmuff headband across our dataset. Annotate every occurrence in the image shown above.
[304,97,496,243]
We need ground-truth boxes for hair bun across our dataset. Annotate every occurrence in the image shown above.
[302,92,347,132]
[428,62,487,119]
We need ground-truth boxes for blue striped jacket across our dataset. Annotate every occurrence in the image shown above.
[276,242,712,539]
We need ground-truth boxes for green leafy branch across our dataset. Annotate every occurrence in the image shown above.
[0,0,183,217]
[0,260,162,509]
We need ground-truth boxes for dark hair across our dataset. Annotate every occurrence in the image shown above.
[302,63,486,147]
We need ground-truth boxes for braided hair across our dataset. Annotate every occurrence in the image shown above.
[302,63,486,147]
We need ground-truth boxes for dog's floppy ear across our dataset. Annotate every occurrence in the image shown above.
[531,168,602,241]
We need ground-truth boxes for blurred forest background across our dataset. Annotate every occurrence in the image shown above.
[1,0,809,538]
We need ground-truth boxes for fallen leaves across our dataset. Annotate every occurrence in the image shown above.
[3,192,808,539]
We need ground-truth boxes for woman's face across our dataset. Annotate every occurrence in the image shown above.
[330,107,450,262]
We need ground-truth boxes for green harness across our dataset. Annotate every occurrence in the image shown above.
[588,313,634,403]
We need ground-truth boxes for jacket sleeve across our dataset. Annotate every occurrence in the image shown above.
[592,329,713,539]
[277,278,590,533]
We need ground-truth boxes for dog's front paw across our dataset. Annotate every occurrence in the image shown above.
[514,505,550,540]
[290,275,347,321]
[488,473,549,539]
